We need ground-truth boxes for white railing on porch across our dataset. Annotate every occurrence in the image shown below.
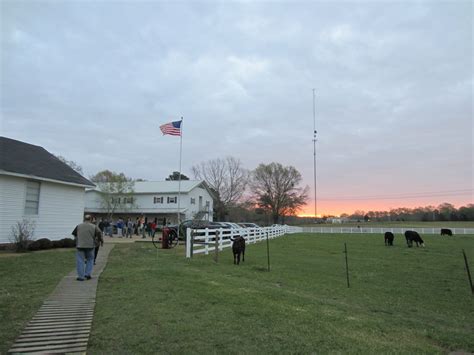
[185,225,303,258]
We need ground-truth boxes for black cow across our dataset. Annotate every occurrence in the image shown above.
[231,236,246,265]
[384,232,394,246]
[404,230,425,248]
[440,228,453,236]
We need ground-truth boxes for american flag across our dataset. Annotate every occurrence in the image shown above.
[160,120,182,136]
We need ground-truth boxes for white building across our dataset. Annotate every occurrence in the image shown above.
[84,180,215,224]
[0,137,95,244]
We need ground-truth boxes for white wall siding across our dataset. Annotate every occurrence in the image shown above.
[188,187,213,220]
[0,175,26,244]
[34,182,85,240]
[0,175,85,244]
[84,190,102,213]
[84,184,214,221]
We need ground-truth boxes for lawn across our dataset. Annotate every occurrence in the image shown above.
[0,248,75,354]
[300,221,474,228]
[89,233,474,354]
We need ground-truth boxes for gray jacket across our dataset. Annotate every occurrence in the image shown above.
[72,222,102,248]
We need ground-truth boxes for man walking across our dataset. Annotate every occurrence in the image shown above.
[72,215,102,281]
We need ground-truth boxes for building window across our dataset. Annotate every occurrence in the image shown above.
[190,197,195,205]
[205,201,210,209]
[124,197,134,204]
[25,180,40,215]
[167,196,177,204]
[154,197,163,204]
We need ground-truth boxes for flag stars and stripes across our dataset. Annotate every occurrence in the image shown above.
[160,120,182,136]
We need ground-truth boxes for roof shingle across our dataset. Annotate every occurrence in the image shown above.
[0,137,94,187]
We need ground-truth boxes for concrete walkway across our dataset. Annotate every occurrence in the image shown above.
[8,243,115,354]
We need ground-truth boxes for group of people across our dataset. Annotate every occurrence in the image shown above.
[98,216,164,239]
[72,215,168,281]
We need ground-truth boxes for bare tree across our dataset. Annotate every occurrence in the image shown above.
[250,162,308,224]
[56,155,84,175]
[10,219,36,252]
[90,170,135,219]
[166,171,190,181]
[192,157,248,220]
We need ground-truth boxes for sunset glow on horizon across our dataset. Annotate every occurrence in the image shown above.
[297,195,473,217]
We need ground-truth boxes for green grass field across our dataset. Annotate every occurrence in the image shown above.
[299,221,474,228]
[1,234,473,354]
[89,233,474,353]
[0,249,75,354]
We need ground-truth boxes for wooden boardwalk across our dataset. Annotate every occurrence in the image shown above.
[8,243,114,354]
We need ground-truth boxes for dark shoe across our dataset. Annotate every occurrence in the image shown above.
[85,275,92,280]
[77,277,85,281]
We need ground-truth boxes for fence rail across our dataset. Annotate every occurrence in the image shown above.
[301,227,474,235]
[185,226,303,258]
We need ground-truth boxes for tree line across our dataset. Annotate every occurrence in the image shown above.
[59,155,472,223]
[85,157,308,224]
[341,203,474,222]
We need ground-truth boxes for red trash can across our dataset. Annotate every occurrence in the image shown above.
[162,227,170,249]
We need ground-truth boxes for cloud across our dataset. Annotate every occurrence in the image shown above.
[319,24,354,43]
[1,1,472,214]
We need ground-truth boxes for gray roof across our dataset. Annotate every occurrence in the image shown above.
[88,180,216,199]
[0,136,94,187]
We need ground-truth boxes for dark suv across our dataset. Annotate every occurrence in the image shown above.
[167,220,221,239]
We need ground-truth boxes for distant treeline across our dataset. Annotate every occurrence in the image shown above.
[291,203,474,224]
[343,203,474,222]
[227,203,474,225]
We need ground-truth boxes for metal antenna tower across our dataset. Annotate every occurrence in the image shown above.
[312,89,317,219]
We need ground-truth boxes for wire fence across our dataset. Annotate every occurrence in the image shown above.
[301,227,474,235]
[184,225,473,258]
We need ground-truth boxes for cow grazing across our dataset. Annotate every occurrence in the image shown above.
[231,236,246,265]
[384,232,394,246]
[404,230,425,247]
[440,228,453,236]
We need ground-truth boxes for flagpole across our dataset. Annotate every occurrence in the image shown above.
[177,117,183,227]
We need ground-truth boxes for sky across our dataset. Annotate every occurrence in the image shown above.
[1,0,473,217]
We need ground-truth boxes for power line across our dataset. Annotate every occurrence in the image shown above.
[316,189,473,201]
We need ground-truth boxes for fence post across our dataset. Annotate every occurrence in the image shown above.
[186,228,191,258]
[462,249,474,295]
[205,229,209,255]
[266,231,271,272]
[344,243,350,288]
[214,230,219,263]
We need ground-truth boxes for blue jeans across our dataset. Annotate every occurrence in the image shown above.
[76,248,95,279]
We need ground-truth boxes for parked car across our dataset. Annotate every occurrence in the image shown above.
[226,222,242,229]
[167,220,221,239]
[238,222,260,228]
[214,222,241,229]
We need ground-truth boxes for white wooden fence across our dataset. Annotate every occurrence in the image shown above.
[301,227,474,235]
[185,225,303,258]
